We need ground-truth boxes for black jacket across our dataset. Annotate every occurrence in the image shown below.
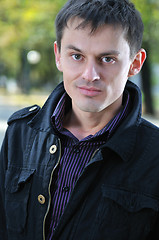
[1,81,159,240]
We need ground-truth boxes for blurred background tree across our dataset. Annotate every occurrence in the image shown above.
[0,0,66,93]
[132,0,159,114]
[0,0,159,115]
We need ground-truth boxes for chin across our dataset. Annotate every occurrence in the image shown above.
[78,105,102,113]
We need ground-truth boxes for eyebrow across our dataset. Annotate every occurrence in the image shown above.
[65,44,120,56]
[66,45,83,53]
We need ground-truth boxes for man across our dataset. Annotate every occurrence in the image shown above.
[1,0,159,239]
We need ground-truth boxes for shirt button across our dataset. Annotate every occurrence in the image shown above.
[62,186,70,192]
[49,145,57,154]
[38,194,45,205]
[29,106,37,112]
[73,148,80,153]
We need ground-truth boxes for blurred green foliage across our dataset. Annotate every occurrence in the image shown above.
[0,0,67,90]
[132,0,159,62]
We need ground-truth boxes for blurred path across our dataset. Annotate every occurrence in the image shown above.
[0,105,22,147]
[0,92,48,148]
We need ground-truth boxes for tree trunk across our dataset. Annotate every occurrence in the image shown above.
[141,43,155,115]
[17,49,30,94]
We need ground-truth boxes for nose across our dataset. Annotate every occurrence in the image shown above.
[82,61,100,82]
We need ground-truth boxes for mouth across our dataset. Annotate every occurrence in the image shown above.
[78,86,102,97]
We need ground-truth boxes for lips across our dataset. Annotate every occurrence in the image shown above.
[78,86,102,97]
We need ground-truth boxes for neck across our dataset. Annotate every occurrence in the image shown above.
[63,100,122,140]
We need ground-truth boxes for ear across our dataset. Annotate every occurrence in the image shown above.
[128,49,146,77]
[54,41,63,72]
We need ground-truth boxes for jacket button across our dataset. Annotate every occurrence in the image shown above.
[38,194,45,205]
[29,106,37,112]
[49,145,57,154]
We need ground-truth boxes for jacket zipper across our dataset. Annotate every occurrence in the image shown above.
[43,138,62,240]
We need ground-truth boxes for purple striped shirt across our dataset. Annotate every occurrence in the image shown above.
[46,90,130,239]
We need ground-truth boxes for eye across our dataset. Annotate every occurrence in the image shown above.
[101,57,115,64]
[72,54,82,61]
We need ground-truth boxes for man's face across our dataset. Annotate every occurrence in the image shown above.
[54,18,143,115]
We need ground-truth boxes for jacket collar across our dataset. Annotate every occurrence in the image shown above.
[28,82,65,133]
[28,80,142,162]
[103,80,142,162]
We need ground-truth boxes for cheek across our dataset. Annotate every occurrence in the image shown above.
[108,64,130,91]
[119,60,131,76]
[105,70,127,98]
[63,75,75,99]
[61,56,84,77]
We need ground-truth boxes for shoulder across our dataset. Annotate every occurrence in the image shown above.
[137,117,159,148]
[7,105,41,125]
[140,117,159,132]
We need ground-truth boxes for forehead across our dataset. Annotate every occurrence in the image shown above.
[65,17,125,36]
[61,17,130,55]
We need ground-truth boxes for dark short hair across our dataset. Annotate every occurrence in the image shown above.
[55,0,144,58]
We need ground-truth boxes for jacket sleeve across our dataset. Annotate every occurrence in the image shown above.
[0,105,41,240]
[0,131,9,240]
